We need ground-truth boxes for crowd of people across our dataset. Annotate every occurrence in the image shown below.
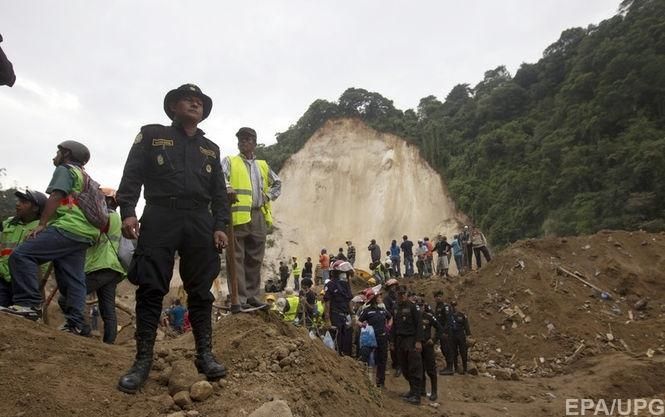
[267,258,472,406]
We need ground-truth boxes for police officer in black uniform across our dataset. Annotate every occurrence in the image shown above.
[391,285,424,405]
[383,279,400,376]
[358,289,391,387]
[416,296,444,401]
[116,84,230,394]
[446,300,471,374]
[434,290,454,375]
[323,263,353,356]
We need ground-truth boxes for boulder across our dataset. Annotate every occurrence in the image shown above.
[248,400,294,417]
[169,360,200,396]
[190,381,213,402]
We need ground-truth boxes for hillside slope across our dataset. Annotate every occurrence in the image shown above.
[269,118,468,269]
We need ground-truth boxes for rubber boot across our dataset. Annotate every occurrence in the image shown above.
[429,377,438,401]
[403,381,421,405]
[117,333,155,394]
[440,366,454,376]
[194,329,226,380]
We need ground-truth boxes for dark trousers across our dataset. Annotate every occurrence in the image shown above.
[439,334,452,369]
[397,335,423,394]
[10,226,89,328]
[130,206,220,340]
[449,330,468,371]
[473,246,491,269]
[375,335,388,385]
[0,279,12,307]
[86,269,120,344]
[403,255,414,277]
[421,342,437,394]
[465,244,473,269]
[228,208,266,304]
[330,311,352,356]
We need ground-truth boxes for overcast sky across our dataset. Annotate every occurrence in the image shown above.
[1,0,617,194]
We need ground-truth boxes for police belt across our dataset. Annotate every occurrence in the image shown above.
[147,197,209,210]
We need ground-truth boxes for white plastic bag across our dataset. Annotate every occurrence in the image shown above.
[322,331,335,350]
[117,237,136,271]
[360,324,377,348]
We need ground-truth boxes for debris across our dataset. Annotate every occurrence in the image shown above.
[173,391,192,408]
[248,400,294,417]
[565,342,586,364]
[628,310,634,321]
[646,349,655,358]
[634,299,648,311]
[556,266,612,297]
[190,381,213,402]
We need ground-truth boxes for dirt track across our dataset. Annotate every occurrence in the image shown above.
[1,230,664,417]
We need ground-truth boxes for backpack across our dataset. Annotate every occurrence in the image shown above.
[66,164,109,231]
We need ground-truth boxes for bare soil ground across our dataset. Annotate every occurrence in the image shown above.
[1,230,664,417]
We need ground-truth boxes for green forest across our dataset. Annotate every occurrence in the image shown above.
[256,0,665,247]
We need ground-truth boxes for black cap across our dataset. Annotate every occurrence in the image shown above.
[396,285,408,294]
[15,189,47,213]
[164,84,212,121]
[236,127,257,138]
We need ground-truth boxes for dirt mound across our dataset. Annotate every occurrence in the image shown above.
[404,230,665,376]
[2,230,665,417]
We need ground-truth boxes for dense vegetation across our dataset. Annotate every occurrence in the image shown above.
[256,0,665,247]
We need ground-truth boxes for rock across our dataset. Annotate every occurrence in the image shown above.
[173,391,193,408]
[493,369,515,381]
[167,412,186,417]
[271,364,281,372]
[156,347,171,358]
[186,411,200,417]
[467,367,479,376]
[158,367,173,386]
[190,381,213,402]
[150,393,175,413]
[634,299,648,311]
[279,356,293,368]
[248,400,294,417]
[169,360,200,396]
[218,379,229,388]
[274,346,290,361]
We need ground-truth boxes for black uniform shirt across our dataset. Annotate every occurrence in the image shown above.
[117,123,230,231]
[392,300,424,341]
[323,278,352,315]
[358,304,392,337]
[434,301,452,336]
[421,310,445,342]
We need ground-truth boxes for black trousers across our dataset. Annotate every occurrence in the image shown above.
[129,205,220,338]
[330,311,352,356]
[397,335,423,394]
[439,334,452,369]
[375,334,388,385]
[421,341,437,393]
[473,246,492,268]
[448,330,468,371]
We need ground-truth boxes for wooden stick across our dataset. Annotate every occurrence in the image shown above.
[557,266,611,296]
[226,222,241,313]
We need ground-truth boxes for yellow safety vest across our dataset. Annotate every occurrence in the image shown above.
[227,155,273,227]
[283,295,300,322]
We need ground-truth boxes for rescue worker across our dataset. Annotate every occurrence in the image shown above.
[358,287,391,387]
[416,297,444,401]
[278,261,289,291]
[282,288,300,323]
[291,257,301,291]
[433,290,453,374]
[222,126,281,309]
[116,84,230,393]
[81,187,125,344]
[345,240,356,266]
[4,141,98,333]
[324,260,353,356]
[444,300,471,375]
[391,285,424,405]
[0,190,47,307]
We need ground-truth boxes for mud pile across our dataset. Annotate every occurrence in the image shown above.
[404,230,665,377]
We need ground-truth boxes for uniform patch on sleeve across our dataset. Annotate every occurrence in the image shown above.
[205,164,212,173]
[134,133,143,144]
[152,138,174,147]
[199,146,216,158]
